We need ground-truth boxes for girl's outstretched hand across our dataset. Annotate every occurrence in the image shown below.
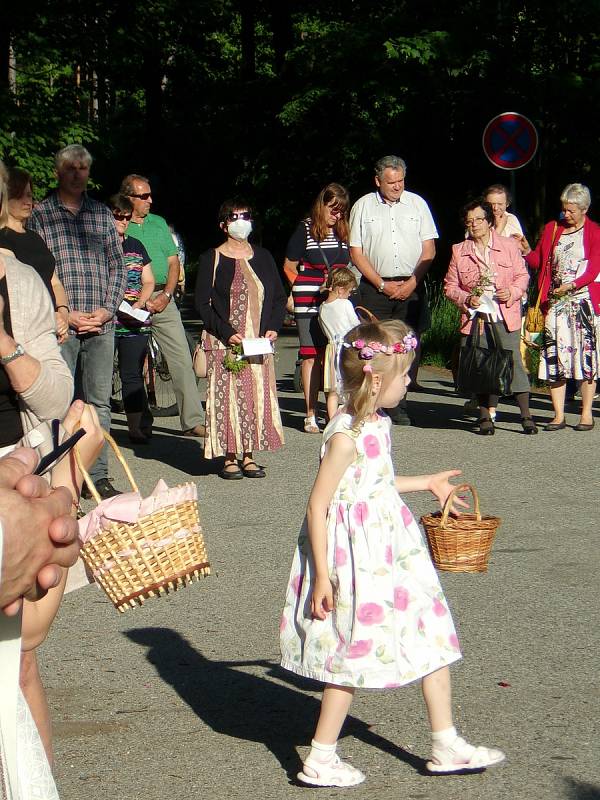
[311,576,334,620]
[427,470,467,511]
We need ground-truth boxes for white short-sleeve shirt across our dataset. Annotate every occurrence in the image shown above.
[499,212,523,238]
[349,190,438,277]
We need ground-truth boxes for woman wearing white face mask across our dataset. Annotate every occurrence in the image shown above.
[195,199,287,479]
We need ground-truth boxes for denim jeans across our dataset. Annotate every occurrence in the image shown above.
[61,331,115,482]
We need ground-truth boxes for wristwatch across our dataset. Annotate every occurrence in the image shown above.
[162,290,173,301]
[377,279,386,293]
[0,343,25,364]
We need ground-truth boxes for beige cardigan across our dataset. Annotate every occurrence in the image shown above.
[1,250,73,444]
[0,252,72,799]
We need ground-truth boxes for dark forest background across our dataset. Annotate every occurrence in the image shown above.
[1,0,599,275]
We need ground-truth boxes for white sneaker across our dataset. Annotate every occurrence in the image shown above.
[426,735,505,774]
[297,754,366,787]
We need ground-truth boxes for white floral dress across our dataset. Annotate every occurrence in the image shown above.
[539,228,599,381]
[279,412,461,689]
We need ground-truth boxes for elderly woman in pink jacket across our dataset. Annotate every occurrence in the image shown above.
[445,200,534,435]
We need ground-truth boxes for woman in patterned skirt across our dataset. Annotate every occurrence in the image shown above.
[195,199,287,479]
[523,184,600,431]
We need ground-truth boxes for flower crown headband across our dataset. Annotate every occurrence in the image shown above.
[343,334,418,373]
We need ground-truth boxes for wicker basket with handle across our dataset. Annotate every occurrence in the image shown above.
[420,484,500,573]
[75,431,210,612]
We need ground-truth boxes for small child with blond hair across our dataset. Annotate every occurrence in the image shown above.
[318,268,360,419]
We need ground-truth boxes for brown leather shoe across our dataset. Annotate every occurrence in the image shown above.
[183,424,206,438]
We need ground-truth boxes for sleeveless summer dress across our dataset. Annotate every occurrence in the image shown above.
[280,412,461,689]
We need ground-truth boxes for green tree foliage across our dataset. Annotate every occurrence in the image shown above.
[1,0,598,254]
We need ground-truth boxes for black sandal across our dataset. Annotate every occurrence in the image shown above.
[220,462,243,480]
[521,417,538,435]
[477,418,495,436]
[241,460,266,478]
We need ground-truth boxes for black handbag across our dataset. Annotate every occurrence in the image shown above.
[457,316,514,396]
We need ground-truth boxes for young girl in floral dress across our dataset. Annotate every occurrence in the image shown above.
[279,320,505,787]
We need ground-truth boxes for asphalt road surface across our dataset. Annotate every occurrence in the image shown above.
[42,329,599,800]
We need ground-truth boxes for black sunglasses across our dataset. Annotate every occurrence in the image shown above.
[228,211,252,221]
[113,212,132,221]
[128,192,152,200]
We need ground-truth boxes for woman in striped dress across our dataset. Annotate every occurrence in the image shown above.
[283,184,352,433]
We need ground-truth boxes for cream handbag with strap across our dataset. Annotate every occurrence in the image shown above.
[192,250,219,378]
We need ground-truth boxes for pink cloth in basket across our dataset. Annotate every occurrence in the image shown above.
[78,479,197,544]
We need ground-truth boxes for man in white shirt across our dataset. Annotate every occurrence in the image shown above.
[349,155,438,424]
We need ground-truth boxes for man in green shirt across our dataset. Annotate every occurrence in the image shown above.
[121,174,205,437]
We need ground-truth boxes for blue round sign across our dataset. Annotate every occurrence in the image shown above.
[483,113,538,170]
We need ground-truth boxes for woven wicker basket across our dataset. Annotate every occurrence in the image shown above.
[420,484,500,573]
[75,432,210,612]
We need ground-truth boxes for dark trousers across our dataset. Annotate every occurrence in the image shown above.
[116,334,150,414]
[359,279,426,416]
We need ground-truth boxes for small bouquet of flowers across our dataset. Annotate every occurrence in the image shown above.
[470,270,494,297]
[223,344,249,373]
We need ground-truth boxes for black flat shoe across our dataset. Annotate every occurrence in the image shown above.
[545,420,567,431]
[573,421,595,431]
[128,431,150,445]
[477,418,495,436]
[241,460,266,478]
[81,478,122,500]
[220,464,243,480]
[521,417,538,435]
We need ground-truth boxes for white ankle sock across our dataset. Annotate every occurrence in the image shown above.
[431,726,458,749]
[307,739,336,765]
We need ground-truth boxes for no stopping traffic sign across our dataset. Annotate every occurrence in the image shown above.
[483,112,538,170]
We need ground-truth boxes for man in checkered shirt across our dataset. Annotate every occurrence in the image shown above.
[30,145,127,498]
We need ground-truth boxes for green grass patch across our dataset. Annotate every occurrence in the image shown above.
[421,283,461,368]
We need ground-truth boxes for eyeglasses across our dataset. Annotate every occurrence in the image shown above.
[465,217,487,226]
[113,212,132,221]
[228,211,252,221]
[327,206,345,218]
[128,192,152,200]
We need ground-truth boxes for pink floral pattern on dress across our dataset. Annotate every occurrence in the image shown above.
[346,640,373,659]
[363,434,380,459]
[357,602,385,625]
[352,501,369,525]
[433,598,448,617]
[401,505,414,527]
[280,412,461,689]
[394,586,410,611]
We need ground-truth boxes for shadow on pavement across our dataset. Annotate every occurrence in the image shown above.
[108,427,219,477]
[125,627,426,780]
[277,396,317,433]
[563,777,600,799]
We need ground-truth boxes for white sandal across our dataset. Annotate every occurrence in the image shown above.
[426,736,505,773]
[297,754,366,787]
[303,416,320,434]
